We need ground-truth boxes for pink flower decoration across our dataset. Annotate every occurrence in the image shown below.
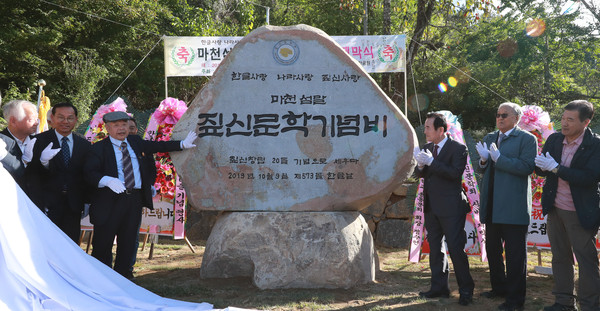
[519,105,553,139]
[153,97,188,125]
[86,97,128,142]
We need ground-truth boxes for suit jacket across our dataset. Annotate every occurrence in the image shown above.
[84,135,182,226]
[0,128,29,191]
[0,133,25,181]
[27,130,92,214]
[477,126,537,225]
[535,128,600,230]
[415,137,470,217]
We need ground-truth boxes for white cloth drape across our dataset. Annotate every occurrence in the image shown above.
[0,166,241,311]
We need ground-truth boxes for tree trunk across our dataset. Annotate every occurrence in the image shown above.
[393,0,435,113]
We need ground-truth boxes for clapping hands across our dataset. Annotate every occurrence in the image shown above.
[535,152,559,171]
[475,142,489,162]
[413,146,434,167]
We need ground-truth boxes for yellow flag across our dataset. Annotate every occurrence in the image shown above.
[37,90,51,133]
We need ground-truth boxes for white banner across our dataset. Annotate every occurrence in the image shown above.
[164,35,406,77]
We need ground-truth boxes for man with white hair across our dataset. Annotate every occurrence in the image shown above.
[475,102,537,311]
[1,99,39,189]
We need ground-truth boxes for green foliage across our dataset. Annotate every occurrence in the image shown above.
[62,48,108,120]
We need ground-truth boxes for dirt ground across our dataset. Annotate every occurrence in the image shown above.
[91,239,564,311]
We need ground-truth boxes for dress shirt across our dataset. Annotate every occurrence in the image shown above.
[43,130,74,169]
[54,130,73,154]
[98,136,142,189]
[435,135,448,153]
[8,128,31,155]
[554,131,585,212]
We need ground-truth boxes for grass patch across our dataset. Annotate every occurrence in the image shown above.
[84,241,562,310]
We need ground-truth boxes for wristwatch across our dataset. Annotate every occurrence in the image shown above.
[551,166,559,174]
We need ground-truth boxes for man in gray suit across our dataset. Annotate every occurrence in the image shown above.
[415,112,474,306]
[476,102,537,311]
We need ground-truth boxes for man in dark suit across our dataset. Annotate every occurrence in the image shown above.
[84,111,197,279]
[27,102,91,243]
[476,102,537,311]
[1,99,39,190]
[0,133,26,181]
[535,100,600,311]
[414,112,474,306]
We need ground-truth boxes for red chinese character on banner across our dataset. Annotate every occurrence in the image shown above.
[531,206,545,220]
[177,47,190,63]
[382,45,395,61]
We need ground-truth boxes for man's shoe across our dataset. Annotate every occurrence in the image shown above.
[497,302,524,311]
[543,303,578,311]
[481,290,507,299]
[418,289,450,298]
[458,293,473,306]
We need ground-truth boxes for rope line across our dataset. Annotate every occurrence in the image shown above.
[105,37,164,102]
[40,0,162,37]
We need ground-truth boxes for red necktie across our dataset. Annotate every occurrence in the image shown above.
[433,145,439,158]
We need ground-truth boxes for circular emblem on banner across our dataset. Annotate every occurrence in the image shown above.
[273,40,300,65]
[377,44,400,63]
[171,46,196,67]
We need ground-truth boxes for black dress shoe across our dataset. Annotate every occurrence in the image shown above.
[497,302,524,311]
[419,289,450,298]
[458,293,473,306]
[481,290,507,299]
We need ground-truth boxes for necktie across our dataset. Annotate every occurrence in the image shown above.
[120,142,135,189]
[498,133,506,147]
[61,136,70,165]
[433,145,439,158]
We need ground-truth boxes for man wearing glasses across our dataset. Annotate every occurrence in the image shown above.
[27,102,92,243]
[475,102,537,311]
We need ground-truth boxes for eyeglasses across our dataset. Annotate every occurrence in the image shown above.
[55,116,77,123]
[496,113,512,119]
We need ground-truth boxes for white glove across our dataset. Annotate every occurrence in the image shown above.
[416,149,434,166]
[475,141,489,162]
[535,152,559,171]
[413,146,421,159]
[413,146,424,166]
[105,177,126,194]
[40,143,61,166]
[181,131,197,149]
[22,137,36,163]
[489,143,501,162]
[0,139,7,160]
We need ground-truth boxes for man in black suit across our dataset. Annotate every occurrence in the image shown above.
[84,111,197,279]
[414,112,474,306]
[0,134,26,181]
[27,102,91,243]
[1,99,39,189]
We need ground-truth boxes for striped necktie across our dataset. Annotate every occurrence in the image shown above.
[120,142,135,189]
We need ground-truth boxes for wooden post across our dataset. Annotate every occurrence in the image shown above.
[85,231,93,254]
[184,236,195,253]
[141,233,149,251]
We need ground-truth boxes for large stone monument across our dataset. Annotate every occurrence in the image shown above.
[171,24,416,289]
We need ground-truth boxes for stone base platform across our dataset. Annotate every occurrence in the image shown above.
[200,211,376,289]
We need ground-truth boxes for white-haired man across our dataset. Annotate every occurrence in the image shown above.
[1,99,39,189]
[475,102,537,311]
